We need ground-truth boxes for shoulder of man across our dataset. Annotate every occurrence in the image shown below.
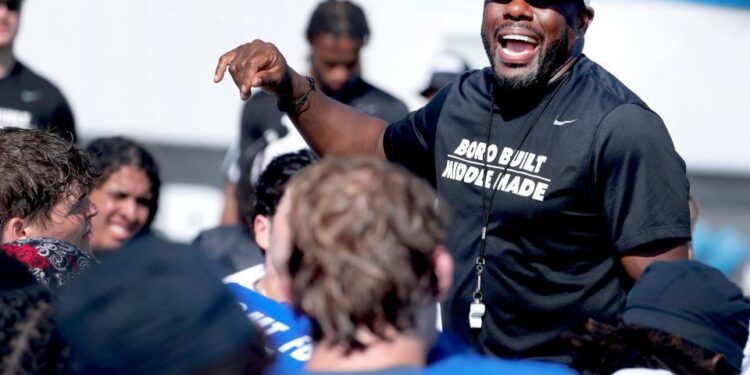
[572,56,652,111]
[9,60,68,101]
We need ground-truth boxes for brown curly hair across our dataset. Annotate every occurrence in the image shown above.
[0,128,99,239]
[286,157,450,353]
[569,319,737,375]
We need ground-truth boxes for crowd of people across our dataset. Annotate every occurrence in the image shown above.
[1,0,749,374]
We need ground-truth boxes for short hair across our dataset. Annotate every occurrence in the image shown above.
[287,157,450,352]
[0,128,98,238]
[85,137,161,230]
[569,320,737,375]
[305,0,370,45]
[249,149,317,235]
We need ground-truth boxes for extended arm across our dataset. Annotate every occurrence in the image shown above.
[214,40,387,158]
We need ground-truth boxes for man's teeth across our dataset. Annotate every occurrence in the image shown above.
[502,35,538,44]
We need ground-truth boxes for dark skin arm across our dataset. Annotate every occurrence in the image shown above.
[620,239,689,280]
[214,40,388,158]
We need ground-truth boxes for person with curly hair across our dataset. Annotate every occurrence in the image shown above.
[0,127,99,251]
[569,261,750,375]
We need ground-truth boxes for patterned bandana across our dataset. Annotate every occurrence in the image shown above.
[2,238,97,291]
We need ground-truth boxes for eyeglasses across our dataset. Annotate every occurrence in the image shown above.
[0,0,22,12]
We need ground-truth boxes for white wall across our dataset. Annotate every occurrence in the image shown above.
[15,0,750,174]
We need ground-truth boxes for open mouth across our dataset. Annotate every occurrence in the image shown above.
[499,34,540,65]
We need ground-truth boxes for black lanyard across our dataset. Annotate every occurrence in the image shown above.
[470,72,571,330]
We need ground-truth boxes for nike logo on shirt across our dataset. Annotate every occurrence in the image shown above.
[21,90,43,103]
[553,118,578,126]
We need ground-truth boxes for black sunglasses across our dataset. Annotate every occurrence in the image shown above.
[0,0,22,12]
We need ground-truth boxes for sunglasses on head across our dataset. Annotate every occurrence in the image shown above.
[0,0,21,12]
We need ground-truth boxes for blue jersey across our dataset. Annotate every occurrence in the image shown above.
[270,353,578,375]
[226,283,312,370]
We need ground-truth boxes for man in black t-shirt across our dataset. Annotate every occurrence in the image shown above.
[219,0,408,224]
[0,0,76,142]
[214,0,691,364]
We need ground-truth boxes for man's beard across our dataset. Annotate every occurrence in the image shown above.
[482,30,569,92]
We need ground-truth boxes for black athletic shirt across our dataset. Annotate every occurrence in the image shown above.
[0,61,76,142]
[238,76,408,160]
[383,56,691,363]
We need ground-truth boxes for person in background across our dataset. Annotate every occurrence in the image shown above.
[0,127,98,251]
[223,150,317,370]
[55,234,271,375]
[85,137,160,257]
[224,150,317,300]
[266,157,576,374]
[219,0,408,225]
[419,52,470,101]
[569,260,750,375]
[0,0,77,141]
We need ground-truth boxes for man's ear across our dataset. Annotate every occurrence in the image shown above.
[577,6,594,34]
[253,215,271,252]
[2,217,28,243]
[433,245,454,302]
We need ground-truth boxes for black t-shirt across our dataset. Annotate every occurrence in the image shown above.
[0,61,76,142]
[238,76,408,161]
[383,56,691,362]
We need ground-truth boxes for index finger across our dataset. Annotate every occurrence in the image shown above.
[214,51,236,83]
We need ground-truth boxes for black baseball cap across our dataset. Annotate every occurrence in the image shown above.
[622,260,750,371]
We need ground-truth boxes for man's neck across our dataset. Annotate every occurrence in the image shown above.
[548,54,581,85]
[256,257,287,302]
[306,332,428,372]
[0,47,16,79]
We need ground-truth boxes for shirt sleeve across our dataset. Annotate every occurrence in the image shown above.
[591,103,691,254]
[382,84,450,186]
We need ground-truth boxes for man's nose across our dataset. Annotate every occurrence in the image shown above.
[504,0,534,21]
[121,199,140,222]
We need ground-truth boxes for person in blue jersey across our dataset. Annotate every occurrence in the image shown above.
[223,150,317,370]
[215,0,691,363]
[265,157,577,375]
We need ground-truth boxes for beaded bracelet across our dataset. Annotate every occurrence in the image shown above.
[277,76,316,113]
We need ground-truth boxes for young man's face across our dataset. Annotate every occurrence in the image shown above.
[310,33,362,95]
[24,189,98,251]
[0,0,21,49]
